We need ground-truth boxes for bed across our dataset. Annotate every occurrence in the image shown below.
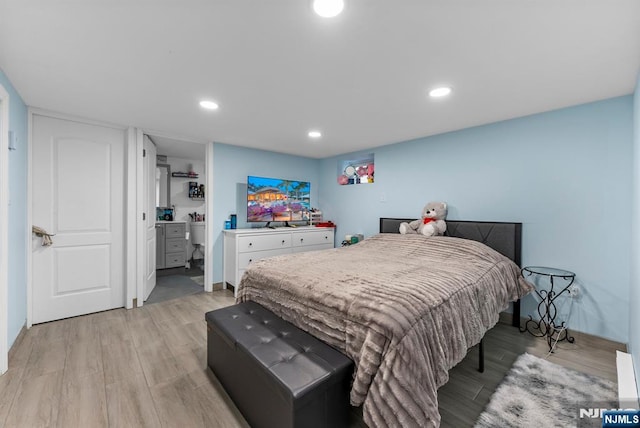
[237,219,533,427]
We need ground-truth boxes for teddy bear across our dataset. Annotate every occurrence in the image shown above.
[399,202,448,237]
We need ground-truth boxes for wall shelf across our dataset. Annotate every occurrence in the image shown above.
[172,172,199,178]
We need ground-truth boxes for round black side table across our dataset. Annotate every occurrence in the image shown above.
[519,266,576,352]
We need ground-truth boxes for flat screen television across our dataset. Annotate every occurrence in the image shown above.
[247,176,310,225]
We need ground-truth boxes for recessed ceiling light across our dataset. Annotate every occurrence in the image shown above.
[199,100,219,110]
[429,87,452,98]
[313,0,344,18]
[308,130,322,138]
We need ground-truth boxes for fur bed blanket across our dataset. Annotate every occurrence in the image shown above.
[238,233,533,427]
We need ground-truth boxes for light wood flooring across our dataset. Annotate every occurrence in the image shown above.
[0,290,624,428]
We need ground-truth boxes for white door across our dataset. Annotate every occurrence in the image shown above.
[32,114,125,324]
[143,135,157,301]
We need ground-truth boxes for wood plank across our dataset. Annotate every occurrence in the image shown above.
[139,352,187,388]
[171,347,210,389]
[65,314,100,343]
[7,329,35,369]
[105,374,162,428]
[193,373,250,428]
[63,337,103,384]
[98,316,132,346]
[3,371,63,428]
[101,339,143,386]
[0,290,622,428]
[57,371,108,428]
[31,318,70,345]
[0,367,25,427]
[437,370,484,401]
[128,317,164,349]
[149,374,212,428]
[23,338,66,380]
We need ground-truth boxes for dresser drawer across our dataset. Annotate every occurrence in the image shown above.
[238,248,291,270]
[238,234,291,253]
[292,243,334,253]
[292,230,333,248]
[165,238,185,254]
[165,223,186,238]
[165,252,185,268]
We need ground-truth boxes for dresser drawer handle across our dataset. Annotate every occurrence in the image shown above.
[249,259,252,263]
[282,240,285,244]
[248,242,252,247]
[300,238,304,242]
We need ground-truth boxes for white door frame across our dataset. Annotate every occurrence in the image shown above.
[205,142,214,292]
[26,110,32,328]
[135,128,144,306]
[134,131,213,302]
[126,128,138,309]
[27,108,134,326]
[0,84,10,374]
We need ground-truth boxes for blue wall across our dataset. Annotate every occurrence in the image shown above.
[318,96,633,343]
[0,69,28,349]
[631,72,640,396]
[212,143,320,283]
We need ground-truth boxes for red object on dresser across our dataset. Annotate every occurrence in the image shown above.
[316,221,336,228]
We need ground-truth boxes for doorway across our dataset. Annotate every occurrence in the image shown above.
[143,134,208,305]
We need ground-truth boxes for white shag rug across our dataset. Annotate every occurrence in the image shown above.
[474,353,617,428]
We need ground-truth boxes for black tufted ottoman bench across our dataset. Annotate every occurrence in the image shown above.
[205,301,353,428]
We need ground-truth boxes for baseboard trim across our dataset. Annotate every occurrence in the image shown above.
[616,351,639,408]
[8,323,27,363]
[498,312,627,352]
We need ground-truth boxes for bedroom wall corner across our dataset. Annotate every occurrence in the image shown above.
[319,96,634,344]
[0,69,28,350]
[630,70,640,398]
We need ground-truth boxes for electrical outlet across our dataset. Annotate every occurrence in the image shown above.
[568,285,580,298]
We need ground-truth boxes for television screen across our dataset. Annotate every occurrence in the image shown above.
[247,176,310,223]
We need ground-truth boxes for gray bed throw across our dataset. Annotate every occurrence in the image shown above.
[237,233,533,428]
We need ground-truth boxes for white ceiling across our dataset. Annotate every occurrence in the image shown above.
[1,1,639,159]
[148,134,206,160]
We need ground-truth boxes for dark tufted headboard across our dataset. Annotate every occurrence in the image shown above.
[379,218,523,326]
[379,218,521,266]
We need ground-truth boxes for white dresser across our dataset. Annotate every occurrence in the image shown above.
[223,227,335,296]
